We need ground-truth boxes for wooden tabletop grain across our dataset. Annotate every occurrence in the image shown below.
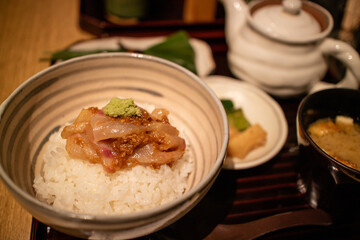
[0,1,94,239]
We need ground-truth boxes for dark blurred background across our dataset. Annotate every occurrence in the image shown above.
[81,0,359,51]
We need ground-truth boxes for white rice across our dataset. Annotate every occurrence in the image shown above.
[33,127,193,215]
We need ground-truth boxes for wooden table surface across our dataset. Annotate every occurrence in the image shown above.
[0,1,94,239]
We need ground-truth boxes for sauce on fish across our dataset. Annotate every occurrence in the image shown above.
[61,106,186,173]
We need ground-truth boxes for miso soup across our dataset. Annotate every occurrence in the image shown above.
[308,115,360,171]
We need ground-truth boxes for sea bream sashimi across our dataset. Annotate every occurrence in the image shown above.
[61,98,186,173]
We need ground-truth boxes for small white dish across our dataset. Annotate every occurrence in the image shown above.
[68,36,216,77]
[203,75,288,169]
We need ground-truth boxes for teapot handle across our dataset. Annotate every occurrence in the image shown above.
[310,38,360,94]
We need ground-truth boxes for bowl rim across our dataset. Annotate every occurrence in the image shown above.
[297,88,360,176]
[0,52,229,223]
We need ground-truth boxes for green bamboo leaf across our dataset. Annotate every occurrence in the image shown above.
[42,31,197,74]
[44,49,122,63]
[144,31,197,74]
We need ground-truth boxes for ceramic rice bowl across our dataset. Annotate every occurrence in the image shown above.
[0,53,228,239]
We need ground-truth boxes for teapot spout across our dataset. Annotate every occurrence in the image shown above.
[219,0,248,43]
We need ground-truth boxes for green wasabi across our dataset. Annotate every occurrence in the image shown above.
[103,98,141,117]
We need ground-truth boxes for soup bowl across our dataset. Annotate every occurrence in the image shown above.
[0,53,228,239]
[296,88,360,221]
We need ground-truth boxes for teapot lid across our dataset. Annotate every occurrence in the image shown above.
[249,0,333,43]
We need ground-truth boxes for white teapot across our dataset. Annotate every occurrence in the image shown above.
[220,0,360,97]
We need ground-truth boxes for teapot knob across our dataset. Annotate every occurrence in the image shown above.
[283,0,302,14]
